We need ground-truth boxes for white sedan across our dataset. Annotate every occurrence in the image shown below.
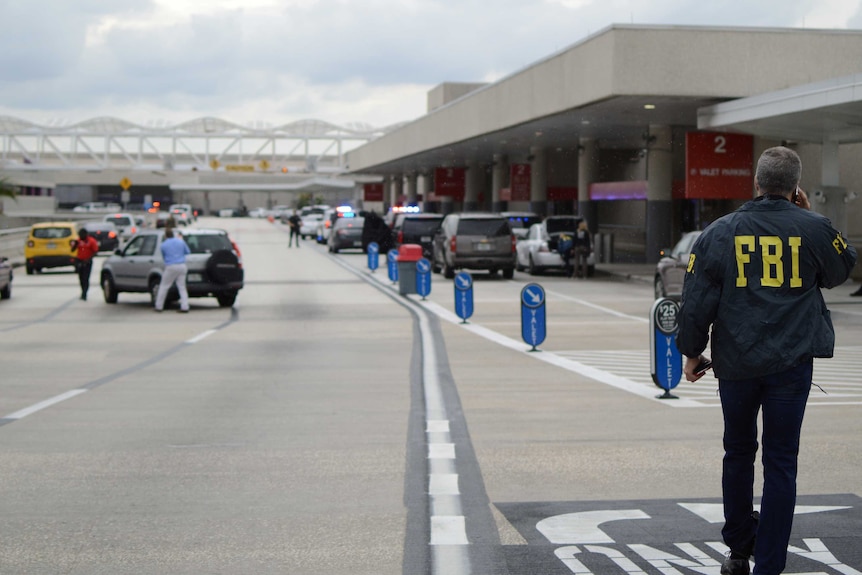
[515,223,595,276]
[516,223,567,275]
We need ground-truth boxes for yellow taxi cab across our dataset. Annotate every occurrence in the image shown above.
[24,222,79,275]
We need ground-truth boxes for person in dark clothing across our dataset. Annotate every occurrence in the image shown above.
[287,212,302,248]
[676,147,856,575]
[572,221,592,279]
[73,228,100,301]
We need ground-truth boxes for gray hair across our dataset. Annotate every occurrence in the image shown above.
[755,146,801,195]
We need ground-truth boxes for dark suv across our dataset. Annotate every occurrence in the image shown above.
[100,229,243,308]
[432,213,516,279]
[395,214,444,260]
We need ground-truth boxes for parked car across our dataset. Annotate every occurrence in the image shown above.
[273,205,293,222]
[501,211,542,240]
[329,216,365,253]
[654,230,703,300]
[0,256,12,299]
[170,206,193,226]
[248,207,271,218]
[171,203,196,222]
[432,213,516,279]
[72,201,121,213]
[24,222,79,274]
[300,214,324,239]
[515,217,595,276]
[102,213,139,241]
[100,228,244,308]
[395,213,444,260]
[81,221,120,252]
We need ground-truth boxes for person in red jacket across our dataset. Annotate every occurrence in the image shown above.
[74,227,100,301]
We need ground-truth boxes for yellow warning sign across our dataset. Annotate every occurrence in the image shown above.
[119,177,132,190]
[259,159,271,171]
[210,159,221,170]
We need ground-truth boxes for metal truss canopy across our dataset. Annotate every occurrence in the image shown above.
[0,115,400,173]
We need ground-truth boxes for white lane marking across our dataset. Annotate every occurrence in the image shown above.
[420,300,703,407]
[4,324,230,424]
[414,287,471,569]
[430,474,461,495]
[430,516,470,545]
[429,443,456,459]
[186,329,218,344]
[4,389,88,420]
[427,420,450,432]
[545,289,650,323]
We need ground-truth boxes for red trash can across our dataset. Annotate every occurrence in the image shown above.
[397,244,423,295]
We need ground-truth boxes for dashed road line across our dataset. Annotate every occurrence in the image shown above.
[0,322,236,427]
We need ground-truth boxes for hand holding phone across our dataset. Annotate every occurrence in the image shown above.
[694,357,713,376]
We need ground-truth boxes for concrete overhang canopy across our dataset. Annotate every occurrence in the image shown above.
[698,73,862,144]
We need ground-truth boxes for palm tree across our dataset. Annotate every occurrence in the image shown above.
[0,177,17,200]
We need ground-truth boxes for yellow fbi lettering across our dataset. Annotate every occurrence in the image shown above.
[735,235,802,288]
[833,232,848,254]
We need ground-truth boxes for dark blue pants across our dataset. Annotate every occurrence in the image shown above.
[719,361,812,575]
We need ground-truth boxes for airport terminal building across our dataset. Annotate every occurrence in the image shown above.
[345,24,862,263]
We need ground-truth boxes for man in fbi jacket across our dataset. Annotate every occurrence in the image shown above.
[676,147,856,575]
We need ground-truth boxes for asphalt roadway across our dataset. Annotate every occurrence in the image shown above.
[0,217,861,575]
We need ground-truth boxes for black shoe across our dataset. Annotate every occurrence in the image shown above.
[720,555,750,575]
[852,287,862,296]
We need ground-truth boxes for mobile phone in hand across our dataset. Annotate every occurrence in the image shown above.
[694,358,713,376]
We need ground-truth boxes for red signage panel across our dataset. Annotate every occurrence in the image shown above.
[363,183,384,202]
[434,167,466,200]
[686,132,754,199]
[510,164,531,201]
[547,186,578,201]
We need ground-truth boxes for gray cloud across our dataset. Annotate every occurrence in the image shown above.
[0,0,856,125]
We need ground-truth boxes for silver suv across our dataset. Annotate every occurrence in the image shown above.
[100,229,243,308]
[432,213,516,279]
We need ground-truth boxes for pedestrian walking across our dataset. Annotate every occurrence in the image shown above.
[73,227,100,301]
[154,227,191,313]
[676,146,857,575]
[287,212,302,248]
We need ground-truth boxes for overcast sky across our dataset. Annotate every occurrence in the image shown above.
[1,0,861,129]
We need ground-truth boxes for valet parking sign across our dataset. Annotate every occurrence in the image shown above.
[367,242,379,272]
[650,298,683,399]
[685,132,754,200]
[521,283,546,351]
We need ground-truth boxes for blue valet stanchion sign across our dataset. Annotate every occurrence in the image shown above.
[367,242,379,272]
[387,249,399,283]
[416,258,432,299]
[650,297,683,399]
[453,271,473,323]
[520,283,546,351]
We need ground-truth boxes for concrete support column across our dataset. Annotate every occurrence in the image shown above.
[464,162,481,211]
[491,154,507,212]
[818,140,849,233]
[529,146,547,216]
[417,173,428,210]
[646,125,674,264]
[405,173,418,206]
[577,138,599,231]
[822,141,840,187]
[389,175,403,208]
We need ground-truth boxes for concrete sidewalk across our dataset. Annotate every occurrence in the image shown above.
[595,262,655,285]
